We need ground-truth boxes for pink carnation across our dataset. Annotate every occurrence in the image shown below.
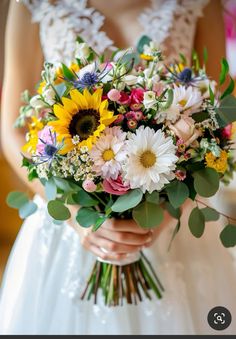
[103,176,130,195]
[222,124,232,140]
[118,92,130,105]
[107,89,121,102]
[130,88,144,104]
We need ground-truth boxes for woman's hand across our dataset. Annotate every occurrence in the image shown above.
[69,205,174,261]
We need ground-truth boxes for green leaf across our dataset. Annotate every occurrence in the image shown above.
[219,58,229,85]
[168,219,181,251]
[193,168,219,197]
[120,52,140,66]
[54,83,67,97]
[179,53,187,65]
[166,181,189,209]
[19,201,37,218]
[188,207,205,238]
[111,189,143,213]
[45,178,57,200]
[192,111,209,123]
[145,191,159,204]
[192,49,199,71]
[47,200,71,221]
[216,94,236,128]
[92,215,107,232]
[165,202,181,219]
[72,190,98,207]
[220,224,236,247]
[201,207,219,221]
[137,35,152,54]
[76,36,84,44]
[76,207,100,228]
[209,85,215,105]
[133,202,164,228]
[6,191,28,209]
[53,177,75,192]
[61,63,75,80]
[161,89,173,110]
[220,77,235,100]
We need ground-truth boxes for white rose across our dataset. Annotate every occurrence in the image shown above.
[123,75,138,86]
[143,91,157,109]
[30,95,46,109]
[75,42,90,60]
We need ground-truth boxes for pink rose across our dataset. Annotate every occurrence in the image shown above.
[103,176,130,195]
[107,89,121,102]
[130,88,144,105]
[169,116,202,147]
[222,124,233,140]
[118,92,130,105]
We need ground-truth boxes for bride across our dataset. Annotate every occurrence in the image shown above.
[1,0,236,335]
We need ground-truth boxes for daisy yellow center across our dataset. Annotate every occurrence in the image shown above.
[140,150,157,168]
[102,149,115,161]
[69,109,100,140]
[178,99,187,107]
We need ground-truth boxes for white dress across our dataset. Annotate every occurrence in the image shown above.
[1,0,236,335]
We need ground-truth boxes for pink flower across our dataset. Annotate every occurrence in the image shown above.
[176,138,186,153]
[130,103,142,111]
[125,111,136,120]
[130,88,144,105]
[114,114,124,124]
[107,89,121,102]
[222,124,233,140]
[118,92,130,105]
[36,126,54,155]
[127,119,138,130]
[134,111,144,121]
[103,176,130,195]
[175,170,186,181]
[82,179,97,192]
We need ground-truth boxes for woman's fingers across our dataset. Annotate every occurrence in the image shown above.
[96,228,152,246]
[102,218,150,234]
[83,241,128,261]
[89,235,142,254]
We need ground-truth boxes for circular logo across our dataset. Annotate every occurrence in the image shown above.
[207,306,232,331]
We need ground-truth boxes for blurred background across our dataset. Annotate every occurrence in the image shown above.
[0,0,236,282]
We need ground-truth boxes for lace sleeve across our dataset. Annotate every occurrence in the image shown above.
[139,0,210,64]
[17,0,48,23]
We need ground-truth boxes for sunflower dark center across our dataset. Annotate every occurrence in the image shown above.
[69,109,100,140]
[179,68,192,83]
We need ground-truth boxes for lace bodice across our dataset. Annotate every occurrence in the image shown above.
[19,0,209,64]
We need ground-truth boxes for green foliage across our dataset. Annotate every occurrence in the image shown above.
[193,168,219,197]
[47,200,71,220]
[201,207,219,221]
[76,207,101,228]
[145,191,159,204]
[19,201,37,219]
[209,85,215,105]
[133,202,164,228]
[219,58,229,85]
[6,191,37,219]
[45,178,57,200]
[166,181,189,209]
[220,77,235,100]
[191,111,209,123]
[165,202,181,219]
[61,63,76,80]
[137,35,152,54]
[220,224,236,247]
[92,215,107,232]
[216,95,236,128]
[168,219,181,251]
[111,189,143,213]
[188,207,205,238]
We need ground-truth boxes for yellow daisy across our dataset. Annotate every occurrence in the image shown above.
[205,150,228,174]
[22,117,44,154]
[49,88,115,154]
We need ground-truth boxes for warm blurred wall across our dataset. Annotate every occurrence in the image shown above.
[0,0,25,280]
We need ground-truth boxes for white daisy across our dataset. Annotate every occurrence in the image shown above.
[124,126,178,193]
[90,127,127,179]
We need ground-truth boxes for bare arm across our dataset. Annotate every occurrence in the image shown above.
[1,0,44,197]
[194,0,226,81]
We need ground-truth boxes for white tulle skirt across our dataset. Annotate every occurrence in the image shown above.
[0,195,236,335]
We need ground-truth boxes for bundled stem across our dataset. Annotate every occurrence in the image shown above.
[81,252,163,306]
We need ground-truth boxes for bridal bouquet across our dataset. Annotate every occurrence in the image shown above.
[7,36,236,306]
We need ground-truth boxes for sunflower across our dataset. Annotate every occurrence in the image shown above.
[22,117,44,154]
[48,88,115,154]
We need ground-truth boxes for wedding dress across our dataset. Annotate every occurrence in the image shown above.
[1,0,236,335]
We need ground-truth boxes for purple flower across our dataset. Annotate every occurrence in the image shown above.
[35,126,62,165]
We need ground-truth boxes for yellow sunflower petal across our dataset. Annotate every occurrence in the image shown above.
[92,88,103,110]
[53,104,72,120]
[62,97,78,114]
[70,89,88,110]
[83,88,93,107]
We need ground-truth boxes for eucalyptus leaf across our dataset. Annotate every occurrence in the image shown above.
[19,201,37,219]
[133,202,164,228]
[215,94,236,128]
[145,191,159,204]
[201,207,219,222]
[168,219,181,251]
[45,178,57,200]
[54,177,75,192]
[192,111,209,123]
[193,168,219,197]
[47,200,71,221]
[137,35,152,54]
[6,191,29,209]
[165,202,181,219]
[220,224,236,247]
[166,181,189,209]
[220,77,235,100]
[72,190,98,207]
[188,207,205,238]
[111,189,143,213]
[76,207,100,228]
